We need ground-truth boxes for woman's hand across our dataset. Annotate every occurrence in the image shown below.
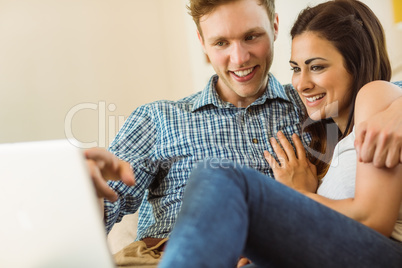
[264,131,318,194]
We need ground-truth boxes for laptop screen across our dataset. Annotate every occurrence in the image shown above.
[0,139,115,268]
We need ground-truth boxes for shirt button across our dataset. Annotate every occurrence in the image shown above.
[252,138,258,144]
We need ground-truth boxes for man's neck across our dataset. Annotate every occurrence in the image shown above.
[215,81,267,108]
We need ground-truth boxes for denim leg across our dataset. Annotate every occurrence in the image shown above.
[242,264,259,268]
[159,159,402,268]
[159,159,250,268]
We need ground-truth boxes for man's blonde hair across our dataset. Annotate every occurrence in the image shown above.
[187,0,276,38]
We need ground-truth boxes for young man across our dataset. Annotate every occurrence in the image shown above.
[86,0,402,267]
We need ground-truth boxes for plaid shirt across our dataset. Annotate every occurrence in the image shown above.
[105,73,306,240]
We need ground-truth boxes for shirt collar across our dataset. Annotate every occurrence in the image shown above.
[191,73,292,112]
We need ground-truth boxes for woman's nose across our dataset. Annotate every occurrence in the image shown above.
[295,71,314,92]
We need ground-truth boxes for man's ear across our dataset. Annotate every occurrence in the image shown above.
[273,13,279,41]
[197,30,207,53]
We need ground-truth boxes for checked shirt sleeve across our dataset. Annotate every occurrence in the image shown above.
[104,103,160,233]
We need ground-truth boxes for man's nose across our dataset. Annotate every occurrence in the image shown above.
[230,42,250,66]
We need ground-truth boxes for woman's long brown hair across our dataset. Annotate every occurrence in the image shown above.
[290,0,392,179]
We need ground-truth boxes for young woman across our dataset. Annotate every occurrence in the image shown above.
[159,0,402,267]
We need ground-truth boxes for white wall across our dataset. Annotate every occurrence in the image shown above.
[0,0,193,146]
[1,0,401,146]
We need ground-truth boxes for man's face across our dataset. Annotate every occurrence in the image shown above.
[198,0,278,107]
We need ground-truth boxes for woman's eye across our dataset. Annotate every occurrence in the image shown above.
[311,65,324,71]
[291,67,301,73]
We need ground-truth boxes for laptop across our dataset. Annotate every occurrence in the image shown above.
[0,139,115,268]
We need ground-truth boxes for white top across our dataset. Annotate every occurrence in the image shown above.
[317,129,402,242]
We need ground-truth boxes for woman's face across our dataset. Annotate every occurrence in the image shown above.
[290,32,354,132]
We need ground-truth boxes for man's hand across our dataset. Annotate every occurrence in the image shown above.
[237,257,251,267]
[84,148,135,202]
[355,96,402,168]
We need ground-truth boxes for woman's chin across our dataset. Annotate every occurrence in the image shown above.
[307,106,335,122]
[307,109,324,121]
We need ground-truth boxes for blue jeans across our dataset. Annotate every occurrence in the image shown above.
[159,159,402,268]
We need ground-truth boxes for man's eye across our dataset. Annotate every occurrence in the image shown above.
[245,35,256,41]
[216,41,226,46]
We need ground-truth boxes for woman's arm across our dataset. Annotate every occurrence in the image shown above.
[350,81,402,236]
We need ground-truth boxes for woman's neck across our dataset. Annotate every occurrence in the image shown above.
[332,104,354,136]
